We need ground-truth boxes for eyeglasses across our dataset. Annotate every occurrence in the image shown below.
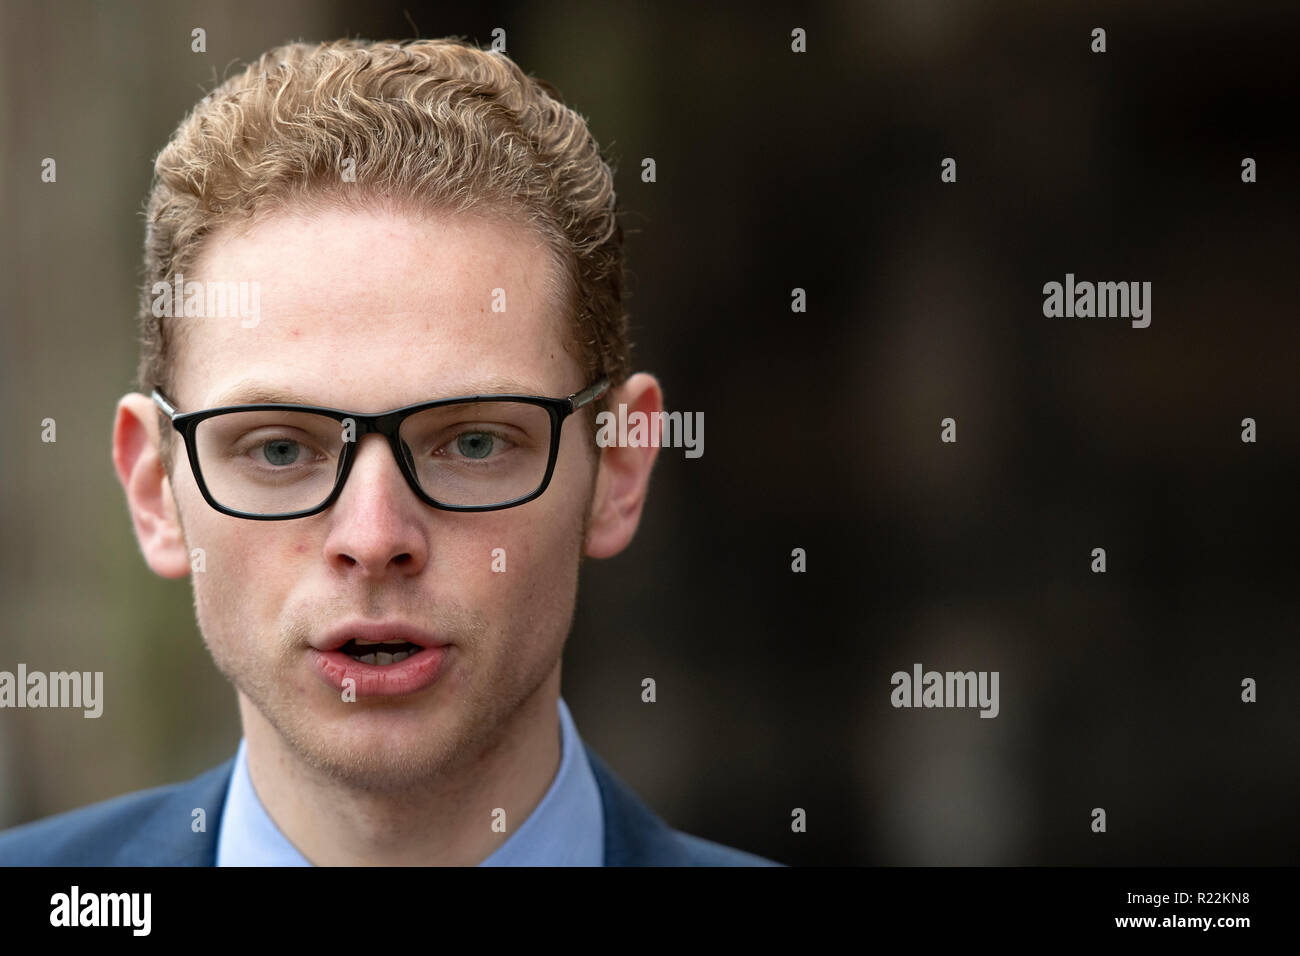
[151,377,609,519]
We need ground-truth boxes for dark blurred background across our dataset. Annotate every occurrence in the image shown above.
[1,0,1297,865]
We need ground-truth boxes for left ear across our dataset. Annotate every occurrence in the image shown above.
[583,372,663,559]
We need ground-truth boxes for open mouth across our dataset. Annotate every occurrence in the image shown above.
[310,627,451,697]
[338,639,425,666]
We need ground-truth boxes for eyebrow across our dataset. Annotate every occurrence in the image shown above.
[208,376,550,408]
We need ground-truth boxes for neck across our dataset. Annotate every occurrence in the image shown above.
[237,667,563,865]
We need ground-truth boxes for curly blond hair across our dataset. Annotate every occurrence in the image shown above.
[138,36,630,418]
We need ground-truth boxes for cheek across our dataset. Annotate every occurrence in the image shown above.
[456,512,565,597]
[459,483,586,632]
[186,516,294,652]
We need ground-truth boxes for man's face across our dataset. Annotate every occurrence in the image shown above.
[161,204,596,790]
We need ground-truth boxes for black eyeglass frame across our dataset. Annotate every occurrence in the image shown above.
[151,377,610,520]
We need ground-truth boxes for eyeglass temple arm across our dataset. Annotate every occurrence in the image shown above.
[569,376,610,412]
[151,389,178,419]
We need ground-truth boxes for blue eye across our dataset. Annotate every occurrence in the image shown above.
[455,433,495,459]
[261,439,302,466]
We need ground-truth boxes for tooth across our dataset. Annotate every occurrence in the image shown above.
[358,653,377,665]
[391,651,408,663]
[375,652,394,666]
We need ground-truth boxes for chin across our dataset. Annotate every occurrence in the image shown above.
[235,668,478,791]
[284,710,472,792]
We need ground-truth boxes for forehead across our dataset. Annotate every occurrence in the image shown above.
[171,204,577,411]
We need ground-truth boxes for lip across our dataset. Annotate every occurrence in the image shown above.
[309,620,452,698]
[312,620,448,653]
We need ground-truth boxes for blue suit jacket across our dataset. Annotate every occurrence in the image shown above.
[0,744,781,866]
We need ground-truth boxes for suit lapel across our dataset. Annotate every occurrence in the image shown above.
[584,744,690,866]
[112,758,234,865]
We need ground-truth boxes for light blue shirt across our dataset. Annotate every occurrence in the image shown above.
[216,696,604,865]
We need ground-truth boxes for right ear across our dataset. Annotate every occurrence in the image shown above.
[112,393,192,578]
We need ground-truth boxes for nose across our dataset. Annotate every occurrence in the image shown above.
[322,434,429,578]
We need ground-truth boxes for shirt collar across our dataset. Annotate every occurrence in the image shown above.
[216,696,603,865]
